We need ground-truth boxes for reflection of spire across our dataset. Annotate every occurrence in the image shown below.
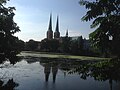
[64,71,66,78]
[44,64,51,82]
[109,79,113,90]
[52,65,58,83]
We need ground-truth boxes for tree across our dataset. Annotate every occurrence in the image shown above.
[17,39,25,51]
[69,36,84,55]
[25,39,38,51]
[79,0,120,57]
[0,0,20,57]
[70,39,79,55]
[40,39,59,52]
[77,36,84,54]
[60,37,71,53]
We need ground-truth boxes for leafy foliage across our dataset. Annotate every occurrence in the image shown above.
[79,0,120,57]
[69,58,120,82]
[0,0,21,58]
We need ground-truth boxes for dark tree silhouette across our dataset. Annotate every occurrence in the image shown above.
[60,37,71,53]
[0,0,20,58]
[0,79,18,90]
[79,0,120,57]
[25,39,39,51]
[40,39,59,52]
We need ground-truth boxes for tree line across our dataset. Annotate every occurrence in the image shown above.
[24,36,99,56]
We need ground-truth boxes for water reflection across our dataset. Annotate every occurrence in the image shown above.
[52,64,58,83]
[0,56,120,90]
[0,79,18,90]
[44,63,51,82]
[0,55,22,65]
[0,56,20,90]
[40,60,58,83]
[39,58,93,81]
[39,58,120,90]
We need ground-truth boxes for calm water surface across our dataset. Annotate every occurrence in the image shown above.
[0,57,120,90]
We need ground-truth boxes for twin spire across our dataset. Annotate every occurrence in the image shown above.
[48,13,52,31]
[55,15,59,32]
[47,14,68,40]
[47,14,60,39]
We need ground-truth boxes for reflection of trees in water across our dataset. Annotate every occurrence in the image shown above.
[69,58,120,90]
[25,56,40,64]
[40,58,94,83]
[0,79,18,90]
[40,58,120,90]
[0,56,21,90]
[41,58,120,83]
[69,58,120,81]
[0,56,22,65]
[2,56,119,90]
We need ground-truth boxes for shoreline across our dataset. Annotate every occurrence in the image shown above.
[17,51,110,61]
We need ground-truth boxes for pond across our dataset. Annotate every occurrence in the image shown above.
[0,56,120,90]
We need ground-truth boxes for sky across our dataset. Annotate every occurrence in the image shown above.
[7,0,94,41]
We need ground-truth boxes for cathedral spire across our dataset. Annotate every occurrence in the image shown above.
[48,13,52,31]
[54,15,60,39]
[55,15,59,32]
[66,29,68,37]
[47,13,53,39]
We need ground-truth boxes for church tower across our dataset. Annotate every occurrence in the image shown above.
[47,14,53,39]
[66,29,68,37]
[54,16,60,39]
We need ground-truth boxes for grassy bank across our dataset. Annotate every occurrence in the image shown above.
[17,51,110,61]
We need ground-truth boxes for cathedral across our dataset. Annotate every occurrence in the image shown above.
[37,14,90,52]
[47,14,62,40]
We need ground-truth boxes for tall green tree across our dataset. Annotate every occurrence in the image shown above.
[0,0,20,57]
[79,0,120,57]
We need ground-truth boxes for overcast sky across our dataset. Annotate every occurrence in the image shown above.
[7,0,94,41]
